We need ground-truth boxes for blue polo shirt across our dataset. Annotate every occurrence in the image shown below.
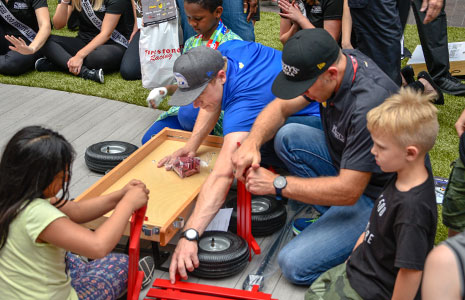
[218,40,320,136]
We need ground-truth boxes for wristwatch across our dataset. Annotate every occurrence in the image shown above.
[181,228,199,242]
[273,175,287,200]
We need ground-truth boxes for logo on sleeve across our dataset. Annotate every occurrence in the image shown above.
[13,2,28,9]
[282,61,299,77]
[174,72,189,89]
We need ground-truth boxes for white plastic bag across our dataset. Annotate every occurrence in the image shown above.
[139,19,182,89]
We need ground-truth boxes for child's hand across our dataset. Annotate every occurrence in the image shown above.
[124,185,149,211]
[123,179,146,193]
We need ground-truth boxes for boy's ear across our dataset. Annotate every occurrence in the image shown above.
[405,145,420,161]
[215,7,223,18]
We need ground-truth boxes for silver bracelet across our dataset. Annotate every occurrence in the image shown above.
[61,0,71,4]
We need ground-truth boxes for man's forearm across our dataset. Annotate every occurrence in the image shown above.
[185,108,221,152]
[282,171,369,206]
[247,99,294,148]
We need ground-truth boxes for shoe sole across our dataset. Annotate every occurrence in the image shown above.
[34,57,47,72]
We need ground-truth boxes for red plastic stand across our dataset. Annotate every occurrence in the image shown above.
[236,180,261,259]
[127,207,276,300]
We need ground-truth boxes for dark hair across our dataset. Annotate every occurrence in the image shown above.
[0,126,75,250]
[184,0,222,13]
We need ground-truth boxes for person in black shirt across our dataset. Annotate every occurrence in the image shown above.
[232,28,398,286]
[0,0,51,75]
[306,88,439,300]
[34,0,133,83]
[278,0,342,44]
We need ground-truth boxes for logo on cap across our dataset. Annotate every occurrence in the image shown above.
[282,62,300,77]
[174,72,189,88]
[317,62,326,70]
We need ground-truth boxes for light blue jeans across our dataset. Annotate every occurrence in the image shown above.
[176,0,255,42]
[273,123,374,285]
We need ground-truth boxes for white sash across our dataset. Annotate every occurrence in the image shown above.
[0,1,36,42]
[81,0,128,48]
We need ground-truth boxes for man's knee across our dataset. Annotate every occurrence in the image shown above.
[278,248,320,285]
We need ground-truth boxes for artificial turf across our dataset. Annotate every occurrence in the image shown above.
[1,10,465,243]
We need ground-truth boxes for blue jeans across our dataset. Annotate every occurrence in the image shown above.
[141,103,199,144]
[273,123,374,285]
[176,0,255,42]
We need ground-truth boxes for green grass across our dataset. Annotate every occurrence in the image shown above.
[1,10,464,243]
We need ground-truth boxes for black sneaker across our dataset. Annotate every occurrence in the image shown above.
[138,255,155,289]
[81,68,104,84]
[35,57,59,72]
[434,74,465,96]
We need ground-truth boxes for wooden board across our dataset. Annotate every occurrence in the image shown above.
[75,129,223,246]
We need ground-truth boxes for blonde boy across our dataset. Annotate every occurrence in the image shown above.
[306,88,439,300]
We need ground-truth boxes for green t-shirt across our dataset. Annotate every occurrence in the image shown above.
[0,198,78,300]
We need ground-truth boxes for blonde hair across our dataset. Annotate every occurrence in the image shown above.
[366,88,439,153]
[72,0,103,12]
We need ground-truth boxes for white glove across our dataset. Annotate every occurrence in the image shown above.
[146,87,168,109]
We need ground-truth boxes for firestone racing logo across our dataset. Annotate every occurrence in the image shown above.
[145,47,181,61]
[282,61,300,77]
[174,73,189,88]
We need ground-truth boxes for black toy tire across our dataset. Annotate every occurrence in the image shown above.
[85,141,138,174]
[226,195,287,237]
[190,231,249,279]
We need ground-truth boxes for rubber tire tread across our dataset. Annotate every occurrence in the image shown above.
[196,231,248,265]
[85,141,138,173]
[191,259,249,279]
[225,195,287,236]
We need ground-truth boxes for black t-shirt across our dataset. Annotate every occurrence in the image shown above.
[304,0,342,28]
[320,49,398,199]
[346,172,438,300]
[76,0,133,44]
[0,0,47,37]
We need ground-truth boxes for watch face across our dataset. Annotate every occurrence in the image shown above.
[274,176,287,189]
[185,229,198,240]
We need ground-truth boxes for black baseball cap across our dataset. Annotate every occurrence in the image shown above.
[169,46,225,106]
[272,28,340,99]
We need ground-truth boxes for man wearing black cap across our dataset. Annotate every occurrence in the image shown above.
[232,28,398,285]
[159,41,321,283]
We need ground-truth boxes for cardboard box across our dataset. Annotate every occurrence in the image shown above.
[407,41,465,76]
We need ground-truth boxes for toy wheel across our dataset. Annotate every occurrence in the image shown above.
[85,141,138,173]
[226,195,287,237]
[191,231,249,279]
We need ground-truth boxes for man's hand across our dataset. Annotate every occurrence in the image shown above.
[421,0,443,24]
[231,139,261,182]
[244,0,258,22]
[5,35,35,55]
[157,146,196,168]
[169,238,199,283]
[245,167,277,195]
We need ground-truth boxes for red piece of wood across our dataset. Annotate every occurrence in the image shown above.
[147,279,275,300]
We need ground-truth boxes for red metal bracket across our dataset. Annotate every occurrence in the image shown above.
[236,180,261,259]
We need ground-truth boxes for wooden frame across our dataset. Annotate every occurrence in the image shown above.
[75,128,223,246]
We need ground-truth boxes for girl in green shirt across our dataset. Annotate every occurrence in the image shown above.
[0,126,149,299]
